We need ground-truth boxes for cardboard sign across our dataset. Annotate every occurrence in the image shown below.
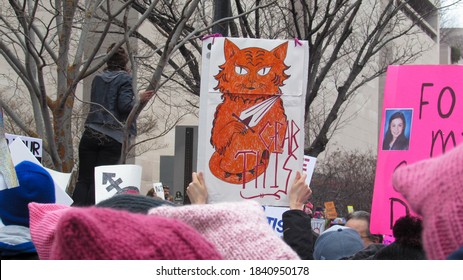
[5,133,42,163]
[371,65,463,236]
[94,164,142,204]
[324,201,338,219]
[197,37,309,206]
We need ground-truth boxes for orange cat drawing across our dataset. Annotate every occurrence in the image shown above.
[210,39,290,184]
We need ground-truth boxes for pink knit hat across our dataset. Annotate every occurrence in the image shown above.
[148,200,300,260]
[30,204,222,260]
[28,203,72,260]
[392,143,463,260]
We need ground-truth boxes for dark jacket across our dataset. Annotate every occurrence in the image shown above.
[382,134,409,150]
[85,71,136,142]
[282,210,314,260]
[347,243,386,260]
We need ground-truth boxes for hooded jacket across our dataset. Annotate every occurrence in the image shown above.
[85,70,136,143]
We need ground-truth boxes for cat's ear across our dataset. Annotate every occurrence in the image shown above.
[224,39,240,60]
[271,42,288,60]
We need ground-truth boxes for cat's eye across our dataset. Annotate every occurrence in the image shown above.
[235,66,248,75]
[257,67,271,76]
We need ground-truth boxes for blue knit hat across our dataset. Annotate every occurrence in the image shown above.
[314,225,364,260]
[0,161,55,227]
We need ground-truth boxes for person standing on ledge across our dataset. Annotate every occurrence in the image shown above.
[72,43,154,206]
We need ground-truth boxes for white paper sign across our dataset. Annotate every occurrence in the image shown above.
[153,182,165,199]
[302,155,317,185]
[94,164,142,203]
[197,37,309,207]
[5,133,42,162]
[311,218,326,235]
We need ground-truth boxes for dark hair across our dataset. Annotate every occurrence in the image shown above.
[374,216,426,260]
[382,111,409,150]
[146,188,155,197]
[106,43,128,71]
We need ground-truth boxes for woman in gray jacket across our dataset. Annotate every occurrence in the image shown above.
[72,44,153,206]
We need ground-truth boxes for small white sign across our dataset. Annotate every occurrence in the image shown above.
[303,155,317,185]
[311,218,326,235]
[153,182,164,199]
[94,164,142,204]
[6,133,42,162]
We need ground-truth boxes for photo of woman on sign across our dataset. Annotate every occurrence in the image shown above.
[382,110,412,151]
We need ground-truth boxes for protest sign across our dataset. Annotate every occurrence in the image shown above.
[5,133,42,163]
[311,218,326,235]
[197,37,309,206]
[324,201,338,219]
[371,65,463,235]
[302,155,317,185]
[94,164,142,203]
[262,205,289,237]
[153,182,165,199]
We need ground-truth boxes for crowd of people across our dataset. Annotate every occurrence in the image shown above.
[1,44,462,260]
[1,142,463,260]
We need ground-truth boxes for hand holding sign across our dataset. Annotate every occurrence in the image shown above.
[288,171,312,211]
[187,172,208,204]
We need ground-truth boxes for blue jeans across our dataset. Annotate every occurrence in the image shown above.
[72,128,122,206]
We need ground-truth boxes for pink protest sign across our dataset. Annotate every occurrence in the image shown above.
[371,65,463,236]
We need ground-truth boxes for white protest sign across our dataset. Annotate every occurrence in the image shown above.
[153,182,164,199]
[311,218,326,235]
[5,133,42,163]
[8,137,73,205]
[302,155,317,185]
[197,37,309,207]
[94,164,142,204]
[262,205,290,237]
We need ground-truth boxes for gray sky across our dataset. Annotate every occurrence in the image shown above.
[442,0,463,27]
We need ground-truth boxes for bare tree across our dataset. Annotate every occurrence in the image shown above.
[131,0,462,158]
[310,149,377,216]
[2,0,461,172]
[0,0,202,171]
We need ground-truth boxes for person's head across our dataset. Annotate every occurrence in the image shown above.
[313,225,364,260]
[46,206,223,260]
[374,215,426,260]
[106,43,128,71]
[388,111,406,139]
[115,186,139,195]
[345,211,382,247]
[146,188,156,197]
[163,186,170,196]
[148,200,300,260]
[96,194,175,214]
